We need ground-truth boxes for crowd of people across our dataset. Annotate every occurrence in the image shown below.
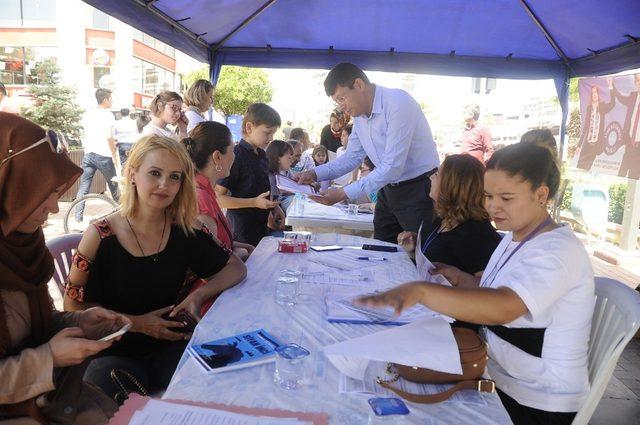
[0,62,594,425]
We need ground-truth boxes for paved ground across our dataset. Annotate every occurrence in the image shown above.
[44,202,640,423]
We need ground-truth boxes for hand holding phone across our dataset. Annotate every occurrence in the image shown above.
[98,323,132,342]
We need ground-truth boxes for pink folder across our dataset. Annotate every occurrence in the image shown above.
[108,393,329,425]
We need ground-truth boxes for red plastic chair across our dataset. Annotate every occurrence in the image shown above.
[46,233,83,298]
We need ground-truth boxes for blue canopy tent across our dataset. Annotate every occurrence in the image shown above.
[81,0,640,154]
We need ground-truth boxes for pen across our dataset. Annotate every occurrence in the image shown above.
[357,256,387,261]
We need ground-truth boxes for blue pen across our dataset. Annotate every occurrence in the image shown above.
[357,256,387,261]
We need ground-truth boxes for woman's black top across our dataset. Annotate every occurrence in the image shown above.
[320,124,341,152]
[85,220,230,356]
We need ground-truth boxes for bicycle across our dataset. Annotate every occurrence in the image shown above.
[63,149,124,234]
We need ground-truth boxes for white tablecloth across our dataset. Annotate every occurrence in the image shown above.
[286,197,374,232]
[164,234,512,425]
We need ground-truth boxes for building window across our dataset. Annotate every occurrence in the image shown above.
[92,8,110,30]
[0,46,57,85]
[134,58,180,96]
[0,0,21,26]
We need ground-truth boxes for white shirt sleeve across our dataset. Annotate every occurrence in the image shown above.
[314,130,365,198]
[344,94,418,200]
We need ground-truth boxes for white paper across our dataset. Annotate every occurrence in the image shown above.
[276,174,317,196]
[129,399,311,425]
[302,270,372,286]
[415,224,452,286]
[324,318,462,380]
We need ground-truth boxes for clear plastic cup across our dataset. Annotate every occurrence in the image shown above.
[275,270,299,306]
[273,343,310,390]
[348,203,359,216]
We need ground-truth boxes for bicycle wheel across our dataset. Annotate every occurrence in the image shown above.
[64,194,119,234]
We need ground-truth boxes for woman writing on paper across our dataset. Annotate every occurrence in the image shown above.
[397,154,501,276]
[64,135,246,400]
[359,143,594,425]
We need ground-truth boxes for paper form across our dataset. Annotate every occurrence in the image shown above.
[301,270,372,286]
[324,318,462,380]
[276,174,318,196]
[127,399,312,425]
[415,224,452,286]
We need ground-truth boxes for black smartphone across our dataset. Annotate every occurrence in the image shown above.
[161,310,197,333]
[362,244,398,252]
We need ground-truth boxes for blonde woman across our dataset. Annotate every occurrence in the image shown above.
[64,135,246,399]
[142,91,189,141]
[184,79,219,133]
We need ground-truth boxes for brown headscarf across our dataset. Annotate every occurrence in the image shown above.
[0,112,82,356]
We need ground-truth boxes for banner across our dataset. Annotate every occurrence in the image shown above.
[572,73,640,179]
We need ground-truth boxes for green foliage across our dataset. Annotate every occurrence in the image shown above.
[608,183,627,224]
[566,108,581,158]
[184,65,209,88]
[569,78,580,102]
[213,66,273,116]
[20,59,84,144]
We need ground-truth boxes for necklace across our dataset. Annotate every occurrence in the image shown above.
[126,212,167,262]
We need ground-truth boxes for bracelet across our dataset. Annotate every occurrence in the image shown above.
[64,282,85,302]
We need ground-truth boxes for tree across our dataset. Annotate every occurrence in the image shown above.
[214,66,273,116]
[21,59,84,145]
[184,65,209,88]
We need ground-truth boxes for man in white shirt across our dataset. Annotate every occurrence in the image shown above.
[74,88,119,221]
[113,108,139,168]
[296,63,440,242]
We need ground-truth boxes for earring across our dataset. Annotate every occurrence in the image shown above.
[215,164,223,172]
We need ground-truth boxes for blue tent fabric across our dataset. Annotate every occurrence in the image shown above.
[81,0,640,153]
[81,0,640,79]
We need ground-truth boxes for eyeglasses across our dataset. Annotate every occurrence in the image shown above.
[166,104,182,113]
[1,129,68,167]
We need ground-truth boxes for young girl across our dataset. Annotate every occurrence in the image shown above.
[312,145,329,166]
[266,139,295,212]
[359,143,594,425]
[333,123,356,186]
[184,79,215,133]
[182,121,255,260]
[64,135,246,399]
[142,91,189,141]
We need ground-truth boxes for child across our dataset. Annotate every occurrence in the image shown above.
[289,127,314,173]
[312,145,329,166]
[142,91,189,141]
[215,103,285,246]
[333,123,356,186]
[266,139,295,212]
[311,145,331,190]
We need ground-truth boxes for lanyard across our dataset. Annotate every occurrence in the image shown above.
[421,224,441,253]
[483,216,554,287]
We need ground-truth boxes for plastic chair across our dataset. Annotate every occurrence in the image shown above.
[45,233,83,298]
[573,277,640,425]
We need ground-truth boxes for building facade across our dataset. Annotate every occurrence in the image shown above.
[0,0,203,112]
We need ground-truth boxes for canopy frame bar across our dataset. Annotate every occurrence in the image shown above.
[212,0,279,51]
[519,0,570,64]
[132,0,210,48]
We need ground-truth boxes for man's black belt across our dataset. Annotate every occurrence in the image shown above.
[486,325,546,358]
[387,168,438,188]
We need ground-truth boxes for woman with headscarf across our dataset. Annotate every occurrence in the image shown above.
[319,109,349,153]
[0,112,130,424]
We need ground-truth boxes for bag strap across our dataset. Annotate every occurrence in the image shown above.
[376,378,496,404]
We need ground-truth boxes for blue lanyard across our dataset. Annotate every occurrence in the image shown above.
[483,216,554,287]
[421,225,441,253]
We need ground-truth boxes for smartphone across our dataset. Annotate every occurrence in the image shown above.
[310,245,343,252]
[98,323,131,342]
[368,397,410,416]
[362,244,398,252]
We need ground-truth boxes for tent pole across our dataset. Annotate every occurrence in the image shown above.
[519,0,569,64]
[212,0,278,51]
[131,0,209,49]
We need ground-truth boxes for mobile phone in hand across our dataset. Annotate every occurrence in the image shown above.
[98,323,132,342]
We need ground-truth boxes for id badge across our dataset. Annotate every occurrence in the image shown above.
[368,397,410,416]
